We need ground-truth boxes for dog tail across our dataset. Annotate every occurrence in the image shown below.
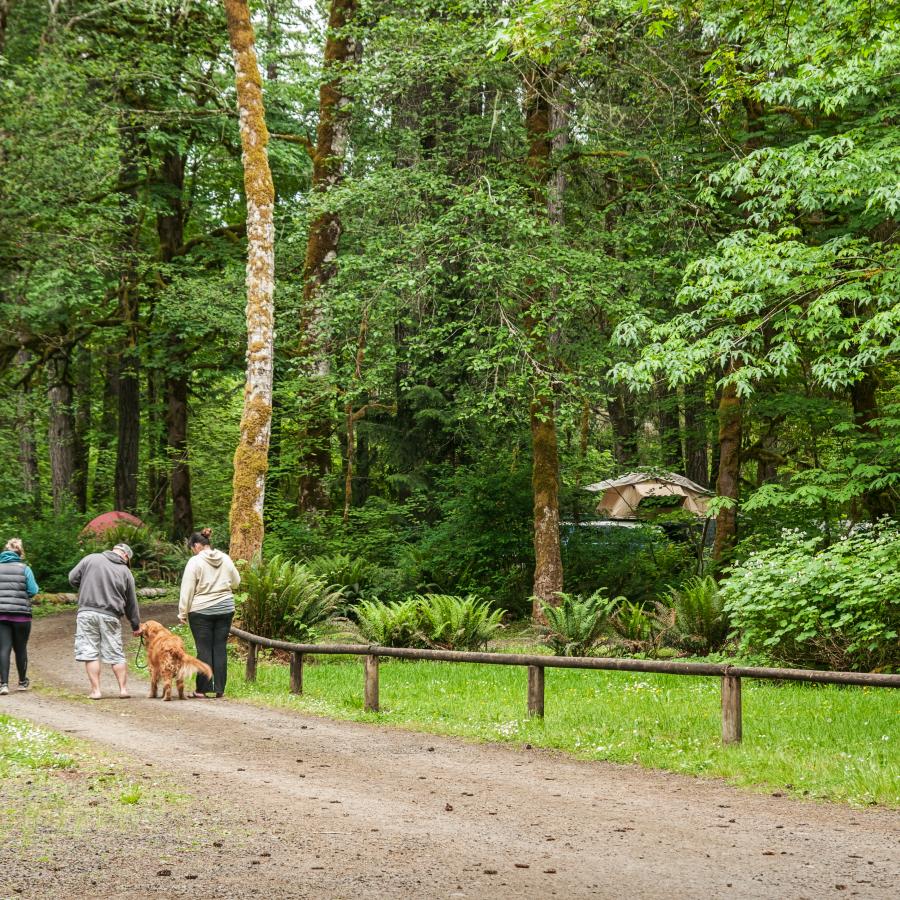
[180,654,213,680]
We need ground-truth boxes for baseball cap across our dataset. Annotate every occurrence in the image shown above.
[113,543,134,562]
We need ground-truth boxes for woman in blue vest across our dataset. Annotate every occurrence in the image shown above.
[0,538,40,695]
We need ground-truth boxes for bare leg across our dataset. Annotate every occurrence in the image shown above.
[111,662,130,698]
[85,661,102,699]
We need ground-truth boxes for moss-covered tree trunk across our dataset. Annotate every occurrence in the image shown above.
[225,0,276,563]
[297,0,359,513]
[524,67,565,620]
[712,363,742,565]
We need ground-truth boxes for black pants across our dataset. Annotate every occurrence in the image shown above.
[188,611,233,695]
[0,620,31,684]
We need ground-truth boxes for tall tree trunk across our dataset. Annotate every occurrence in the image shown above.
[524,67,564,619]
[72,345,91,513]
[225,0,276,563]
[683,376,709,488]
[94,352,119,508]
[47,350,76,513]
[15,351,41,514]
[850,372,894,520]
[297,0,359,513]
[712,363,742,566]
[166,374,193,539]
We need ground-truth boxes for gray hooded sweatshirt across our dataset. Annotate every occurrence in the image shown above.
[69,551,140,631]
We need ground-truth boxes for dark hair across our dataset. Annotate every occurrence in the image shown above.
[188,527,212,548]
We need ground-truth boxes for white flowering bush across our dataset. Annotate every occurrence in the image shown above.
[721,529,900,671]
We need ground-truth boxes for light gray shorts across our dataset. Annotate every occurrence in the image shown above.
[75,611,125,664]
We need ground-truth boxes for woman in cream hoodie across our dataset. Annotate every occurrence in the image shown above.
[178,529,240,698]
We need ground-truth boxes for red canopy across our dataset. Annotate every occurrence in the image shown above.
[82,511,144,535]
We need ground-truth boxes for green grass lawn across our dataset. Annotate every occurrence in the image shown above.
[150,627,899,808]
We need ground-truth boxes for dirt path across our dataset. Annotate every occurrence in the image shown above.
[2,606,897,899]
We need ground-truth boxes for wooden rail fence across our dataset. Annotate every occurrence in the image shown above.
[230,626,900,745]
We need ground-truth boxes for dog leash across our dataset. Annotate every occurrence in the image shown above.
[133,634,148,670]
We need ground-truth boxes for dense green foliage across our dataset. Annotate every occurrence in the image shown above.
[539,591,616,656]
[662,576,730,655]
[2,1,898,668]
[237,555,343,643]
[722,530,900,671]
[355,594,505,651]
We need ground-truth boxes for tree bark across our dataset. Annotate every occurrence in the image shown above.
[607,387,638,466]
[225,0,276,563]
[297,0,359,513]
[712,364,742,566]
[166,373,193,540]
[524,67,564,619]
[147,370,168,521]
[47,350,76,513]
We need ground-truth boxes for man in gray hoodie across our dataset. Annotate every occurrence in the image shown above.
[69,543,142,699]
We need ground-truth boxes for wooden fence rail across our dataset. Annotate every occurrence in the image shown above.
[229,626,899,745]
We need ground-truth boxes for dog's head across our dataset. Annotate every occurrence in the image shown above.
[140,620,165,641]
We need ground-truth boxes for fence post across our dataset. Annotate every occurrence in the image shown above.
[245,641,258,683]
[364,654,379,712]
[290,651,304,694]
[527,665,545,718]
[721,674,742,744]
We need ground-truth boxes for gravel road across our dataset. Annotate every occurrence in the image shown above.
[1,605,897,899]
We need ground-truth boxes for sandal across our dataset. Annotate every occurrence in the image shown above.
[189,692,209,699]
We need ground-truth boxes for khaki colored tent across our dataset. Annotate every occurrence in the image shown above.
[583,472,711,519]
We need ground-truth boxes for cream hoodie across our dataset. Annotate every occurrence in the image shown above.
[178,548,241,619]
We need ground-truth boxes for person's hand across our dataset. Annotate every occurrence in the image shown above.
[133,628,142,637]
[178,615,186,624]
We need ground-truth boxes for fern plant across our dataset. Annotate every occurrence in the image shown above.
[415,594,505,651]
[540,591,616,656]
[237,555,341,642]
[609,600,657,647]
[305,552,376,606]
[663,576,729,653]
[355,598,422,647]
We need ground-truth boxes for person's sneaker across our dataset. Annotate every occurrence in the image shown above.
[18,679,30,691]
[0,684,8,696]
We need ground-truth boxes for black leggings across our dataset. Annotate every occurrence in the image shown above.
[0,620,31,684]
[188,611,233,694]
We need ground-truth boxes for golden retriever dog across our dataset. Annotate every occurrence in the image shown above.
[141,620,213,701]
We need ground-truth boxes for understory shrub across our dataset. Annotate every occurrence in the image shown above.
[237,556,342,642]
[539,591,617,656]
[355,594,505,651]
[660,576,730,654]
[722,529,900,671]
